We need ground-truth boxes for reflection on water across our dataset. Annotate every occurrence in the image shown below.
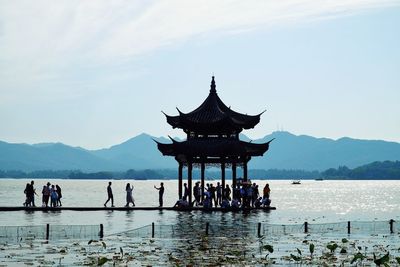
[23,210,35,225]
[124,210,135,231]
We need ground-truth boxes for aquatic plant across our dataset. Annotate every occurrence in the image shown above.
[262,244,274,259]
[309,243,315,258]
[350,252,365,265]
[339,238,348,254]
[98,256,108,266]
[290,253,301,262]
[290,248,302,262]
[326,242,338,253]
[373,252,389,266]
[119,247,123,258]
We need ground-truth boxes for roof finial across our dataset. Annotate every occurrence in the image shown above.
[210,75,216,93]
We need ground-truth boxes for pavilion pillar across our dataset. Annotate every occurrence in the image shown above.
[232,162,237,190]
[178,163,183,199]
[201,162,205,203]
[221,162,225,199]
[188,162,193,205]
[243,161,248,181]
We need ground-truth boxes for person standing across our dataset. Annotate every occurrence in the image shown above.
[209,184,216,207]
[50,185,58,208]
[183,183,189,201]
[193,182,200,206]
[224,184,231,201]
[55,185,62,207]
[154,182,164,207]
[42,182,51,207]
[23,183,30,207]
[262,183,271,207]
[104,182,114,207]
[216,182,222,206]
[125,183,135,207]
[251,183,259,207]
[26,180,36,207]
[263,183,270,199]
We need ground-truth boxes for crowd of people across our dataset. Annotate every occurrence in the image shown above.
[23,180,270,209]
[23,180,62,207]
[174,180,271,209]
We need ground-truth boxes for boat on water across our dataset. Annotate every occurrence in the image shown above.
[315,178,324,181]
[291,180,301,185]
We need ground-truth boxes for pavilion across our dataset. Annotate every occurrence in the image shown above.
[155,76,272,204]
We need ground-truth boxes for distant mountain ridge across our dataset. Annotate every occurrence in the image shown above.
[0,132,399,172]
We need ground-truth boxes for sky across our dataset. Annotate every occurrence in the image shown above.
[0,0,399,149]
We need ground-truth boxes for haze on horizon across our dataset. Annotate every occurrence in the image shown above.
[0,1,399,149]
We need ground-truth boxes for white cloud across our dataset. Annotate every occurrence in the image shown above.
[0,0,398,102]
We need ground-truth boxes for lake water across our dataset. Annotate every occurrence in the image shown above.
[0,179,399,234]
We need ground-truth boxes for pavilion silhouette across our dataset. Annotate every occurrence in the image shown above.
[155,76,272,204]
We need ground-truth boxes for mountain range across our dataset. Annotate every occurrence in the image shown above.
[1,131,399,172]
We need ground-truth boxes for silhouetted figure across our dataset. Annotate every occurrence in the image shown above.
[209,183,217,207]
[262,197,271,207]
[183,183,189,201]
[104,182,114,207]
[125,183,135,207]
[42,182,51,207]
[56,184,62,207]
[50,185,58,207]
[246,183,253,208]
[216,182,222,206]
[263,183,270,199]
[193,182,201,206]
[154,182,164,207]
[24,180,37,207]
[23,183,30,207]
[240,184,247,207]
[251,183,259,207]
[221,198,230,209]
[224,184,231,201]
[254,197,262,208]
[261,183,271,207]
[233,184,240,200]
[203,191,212,209]
[173,198,189,208]
[231,198,240,209]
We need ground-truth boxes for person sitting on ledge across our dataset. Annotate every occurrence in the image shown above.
[203,191,212,209]
[254,197,262,208]
[173,199,189,208]
[231,198,240,209]
[221,198,230,209]
[262,197,271,207]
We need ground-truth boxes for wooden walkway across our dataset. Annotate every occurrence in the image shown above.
[0,206,276,212]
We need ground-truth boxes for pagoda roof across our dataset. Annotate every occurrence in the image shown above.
[155,138,273,160]
[164,76,265,134]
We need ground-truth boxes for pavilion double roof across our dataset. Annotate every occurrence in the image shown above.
[164,76,265,134]
[157,138,272,160]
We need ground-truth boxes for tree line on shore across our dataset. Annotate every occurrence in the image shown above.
[0,160,399,180]
[321,160,400,179]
